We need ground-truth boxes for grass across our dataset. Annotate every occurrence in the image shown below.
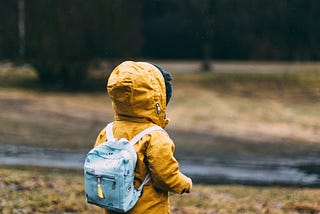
[0,88,111,149]
[0,165,100,214]
[173,70,320,103]
[0,64,319,150]
[169,70,320,144]
[1,165,320,214]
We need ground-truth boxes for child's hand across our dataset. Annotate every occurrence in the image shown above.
[186,177,193,193]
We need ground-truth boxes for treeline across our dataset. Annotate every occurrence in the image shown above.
[140,0,320,61]
[0,0,319,87]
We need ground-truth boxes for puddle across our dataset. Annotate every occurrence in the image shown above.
[0,144,319,186]
[0,144,85,168]
[179,157,320,186]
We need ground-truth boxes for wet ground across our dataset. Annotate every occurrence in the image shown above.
[171,130,320,186]
[1,130,320,187]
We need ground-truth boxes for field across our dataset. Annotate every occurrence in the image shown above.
[0,61,320,213]
[1,62,319,149]
[1,165,320,214]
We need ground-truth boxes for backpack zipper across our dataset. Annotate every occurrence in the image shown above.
[86,172,117,198]
[97,177,104,198]
[86,171,116,180]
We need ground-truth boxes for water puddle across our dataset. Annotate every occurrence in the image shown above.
[179,157,320,186]
[0,144,319,186]
[0,144,85,168]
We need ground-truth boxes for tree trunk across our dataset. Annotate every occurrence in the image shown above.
[202,42,212,71]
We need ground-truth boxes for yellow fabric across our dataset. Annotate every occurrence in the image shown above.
[94,61,191,214]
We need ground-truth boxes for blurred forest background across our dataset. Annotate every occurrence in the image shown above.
[1,0,320,87]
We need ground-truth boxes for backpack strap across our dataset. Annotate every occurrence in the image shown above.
[106,122,164,144]
[105,122,164,194]
[105,122,116,142]
[137,173,151,193]
[129,125,163,194]
[129,125,164,146]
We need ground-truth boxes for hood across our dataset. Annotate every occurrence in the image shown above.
[107,61,169,128]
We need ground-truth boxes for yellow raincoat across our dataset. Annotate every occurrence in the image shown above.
[94,61,192,214]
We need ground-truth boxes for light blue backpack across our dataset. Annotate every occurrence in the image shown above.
[84,122,163,213]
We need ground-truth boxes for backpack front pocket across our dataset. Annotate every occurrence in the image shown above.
[85,172,120,209]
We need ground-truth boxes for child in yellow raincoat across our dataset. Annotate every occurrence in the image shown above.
[94,61,192,213]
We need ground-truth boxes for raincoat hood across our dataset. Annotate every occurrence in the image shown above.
[107,61,170,128]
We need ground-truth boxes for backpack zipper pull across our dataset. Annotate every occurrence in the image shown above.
[97,177,104,198]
